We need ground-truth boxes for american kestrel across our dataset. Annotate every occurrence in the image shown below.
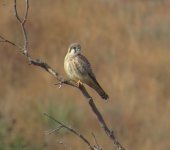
[64,43,109,100]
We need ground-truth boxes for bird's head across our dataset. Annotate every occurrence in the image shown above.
[68,43,81,55]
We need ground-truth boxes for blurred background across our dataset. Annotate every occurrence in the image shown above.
[0,0,170,150]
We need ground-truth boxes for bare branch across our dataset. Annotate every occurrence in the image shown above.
[78,84,125,150]
[14,0,29,55]
[23,0,29,25]
[45,125,64,135]
[13,0,22,23]
[44,113,95,150]
[0,35,23,51]
[91,133,102,150]
[21,0,29,52]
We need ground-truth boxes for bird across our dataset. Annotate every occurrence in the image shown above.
[64,43,109,100]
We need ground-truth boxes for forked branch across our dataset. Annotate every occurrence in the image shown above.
[44,113,96,150]
[14,0,29,54]
[0,1,126,150]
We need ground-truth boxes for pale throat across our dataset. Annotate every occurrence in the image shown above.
[69,49,81,55]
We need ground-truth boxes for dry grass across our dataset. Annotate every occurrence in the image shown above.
[0,0,170,149]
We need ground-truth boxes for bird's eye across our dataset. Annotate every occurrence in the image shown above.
[68,45,81,54]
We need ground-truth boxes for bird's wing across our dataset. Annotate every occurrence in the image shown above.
[76,54,100,86]
[73,54,92,75]
[74,54,109,100]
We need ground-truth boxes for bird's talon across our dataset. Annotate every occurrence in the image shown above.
[77,80,83,87]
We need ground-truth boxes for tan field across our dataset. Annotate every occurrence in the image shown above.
[0,0,170,150]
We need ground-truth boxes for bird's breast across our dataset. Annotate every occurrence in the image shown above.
[64,54,88,82]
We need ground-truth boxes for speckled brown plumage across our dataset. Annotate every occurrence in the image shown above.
[64,43,109,100]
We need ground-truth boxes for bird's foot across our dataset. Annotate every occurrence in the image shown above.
[77,80,83,87]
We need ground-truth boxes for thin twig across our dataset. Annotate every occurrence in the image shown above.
[91,133,102,150]
[21,0,29,53]
[44,113,95,150]
[23,0,29,25]
[45,125,64,135]
[14,0,29,55]
[0,35,23,52]
[13,0,22,23]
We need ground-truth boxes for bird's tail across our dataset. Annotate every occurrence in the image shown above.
[87,78,109,100]
[94,84,109,100]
